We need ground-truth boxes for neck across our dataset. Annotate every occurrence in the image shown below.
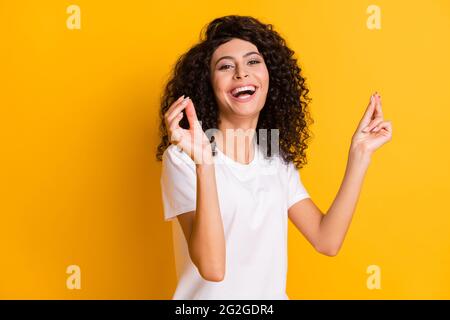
[215,113,259,164]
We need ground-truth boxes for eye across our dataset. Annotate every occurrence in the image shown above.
[248,59,261,65]
[219,64,232,70]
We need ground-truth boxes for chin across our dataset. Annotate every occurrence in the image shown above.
[224,89,262,116]
[226,101,262,117]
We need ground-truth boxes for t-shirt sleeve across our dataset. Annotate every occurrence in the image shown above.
[287,161,310,209]
[160,145,197,222]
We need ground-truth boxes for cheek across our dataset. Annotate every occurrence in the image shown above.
[212,76,228,96]
[257,70,270,94]
[260,67,270,85]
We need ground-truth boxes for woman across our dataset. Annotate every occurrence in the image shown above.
[157,15,392,299]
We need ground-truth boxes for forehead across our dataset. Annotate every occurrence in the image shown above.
[211,38,259,61]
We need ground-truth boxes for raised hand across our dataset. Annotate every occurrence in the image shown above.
[164,96,213,164]
[352,92,393,155]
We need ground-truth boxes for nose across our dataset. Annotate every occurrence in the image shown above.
[233,65,249,80]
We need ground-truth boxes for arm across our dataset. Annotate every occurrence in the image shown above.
[288,147,370,256]
[177,162,226,282]
[166,96,226,281]
[317,147,370,255]
[289,92,392,256]
[187,162,226,282]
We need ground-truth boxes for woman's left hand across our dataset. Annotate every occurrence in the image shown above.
[351,92,393,156]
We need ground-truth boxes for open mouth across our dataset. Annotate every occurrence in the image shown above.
[228,86,258,102]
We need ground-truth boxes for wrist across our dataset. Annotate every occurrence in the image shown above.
[349,143,372,166]
[196,162,215,173]
[195,146,214,166]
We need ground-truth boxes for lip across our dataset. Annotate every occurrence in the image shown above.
[229,83,258,94]
[227,85,258,103]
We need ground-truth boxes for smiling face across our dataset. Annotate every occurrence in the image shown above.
[210,38,269,120]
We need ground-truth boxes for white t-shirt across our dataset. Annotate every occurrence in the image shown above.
[160,140,310,300]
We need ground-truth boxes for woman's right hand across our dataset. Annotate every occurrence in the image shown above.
[164,96,213,165]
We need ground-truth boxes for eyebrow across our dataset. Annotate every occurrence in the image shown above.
[214,51,262,66]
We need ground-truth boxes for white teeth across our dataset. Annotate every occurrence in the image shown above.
[231,85,256,96]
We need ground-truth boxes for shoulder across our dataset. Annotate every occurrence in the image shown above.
[162,144,196,172]
[265,148,298,177]
[162,144,192,164]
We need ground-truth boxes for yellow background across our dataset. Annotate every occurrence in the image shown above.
[1,0,449,299]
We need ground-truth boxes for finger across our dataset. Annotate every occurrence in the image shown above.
[363,117,384,132]
[169,112,183,132]
[358,93,377,130]
[384,121,393,137]
[374,93,384,118]
[164,95,185,117]
[373,120,392,133]
[166,97,190,124]
[164,95,184,129]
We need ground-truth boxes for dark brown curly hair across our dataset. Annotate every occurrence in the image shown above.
[156,15,314,169]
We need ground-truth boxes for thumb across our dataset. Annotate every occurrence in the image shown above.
[357,94,376,131]
[185,98,201,130]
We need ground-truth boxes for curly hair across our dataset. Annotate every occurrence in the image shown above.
[156,15,314,169]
